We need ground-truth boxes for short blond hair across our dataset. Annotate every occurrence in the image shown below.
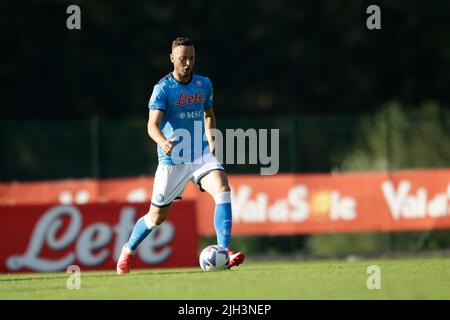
[172,37,194,50]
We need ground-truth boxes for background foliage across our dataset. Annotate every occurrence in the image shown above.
[1,0,449,120]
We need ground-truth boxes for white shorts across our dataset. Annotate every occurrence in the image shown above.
[151,153,224,208]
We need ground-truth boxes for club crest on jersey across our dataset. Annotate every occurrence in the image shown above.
[195,79,203,87]
[175,91,204,106]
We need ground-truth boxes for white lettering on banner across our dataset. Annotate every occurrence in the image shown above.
[59,190,90,204]
[7,206,81,271]
[139,223,175,264]
[6,205,175,272]
[231,185,356,223]
[381,180,450,220]
[330,191,357,221]
[113,207,137,261]
[75,223,112,266]
[288,186,309,222]
[126,188,148,202]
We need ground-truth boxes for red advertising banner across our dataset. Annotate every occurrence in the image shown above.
[0,169,449,236]
[0,201,198,273]
[196,169,450,235]
[0,177,155,205]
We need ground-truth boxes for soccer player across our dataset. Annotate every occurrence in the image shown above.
[117,37,245,274]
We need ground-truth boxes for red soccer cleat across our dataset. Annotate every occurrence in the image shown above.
[116,244,135,275]
[227,248,245,269]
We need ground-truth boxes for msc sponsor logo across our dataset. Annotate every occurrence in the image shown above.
[178,110,203,120]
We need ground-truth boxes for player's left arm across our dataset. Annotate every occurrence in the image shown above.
[204,107,216,155]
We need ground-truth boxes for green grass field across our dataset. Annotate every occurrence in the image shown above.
[1,257,449,299]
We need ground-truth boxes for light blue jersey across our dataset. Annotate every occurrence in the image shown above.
[148,73,213,165]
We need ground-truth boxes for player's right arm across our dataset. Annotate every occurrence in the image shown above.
[148,82,174,155]
[147,110,174,155]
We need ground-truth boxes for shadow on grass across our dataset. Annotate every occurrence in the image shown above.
[0,269,204,282]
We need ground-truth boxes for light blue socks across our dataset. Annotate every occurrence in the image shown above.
[214,191,232,249]
[126,214,155,252]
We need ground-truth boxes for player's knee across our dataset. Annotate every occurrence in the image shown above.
[219,185,230,193]
[214,184,230,196]
[149,213,166,226]
[153,216,166,225]
[148,207,169,225]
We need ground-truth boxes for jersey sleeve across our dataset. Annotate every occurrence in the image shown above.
[148,84,167,111]
[204,78,213,110]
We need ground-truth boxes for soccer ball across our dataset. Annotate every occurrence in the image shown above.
[199,245,230,271]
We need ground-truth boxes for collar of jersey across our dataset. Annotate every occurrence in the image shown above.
[170,72,193,85]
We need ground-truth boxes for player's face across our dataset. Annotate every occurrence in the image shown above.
[171,45,195,80]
